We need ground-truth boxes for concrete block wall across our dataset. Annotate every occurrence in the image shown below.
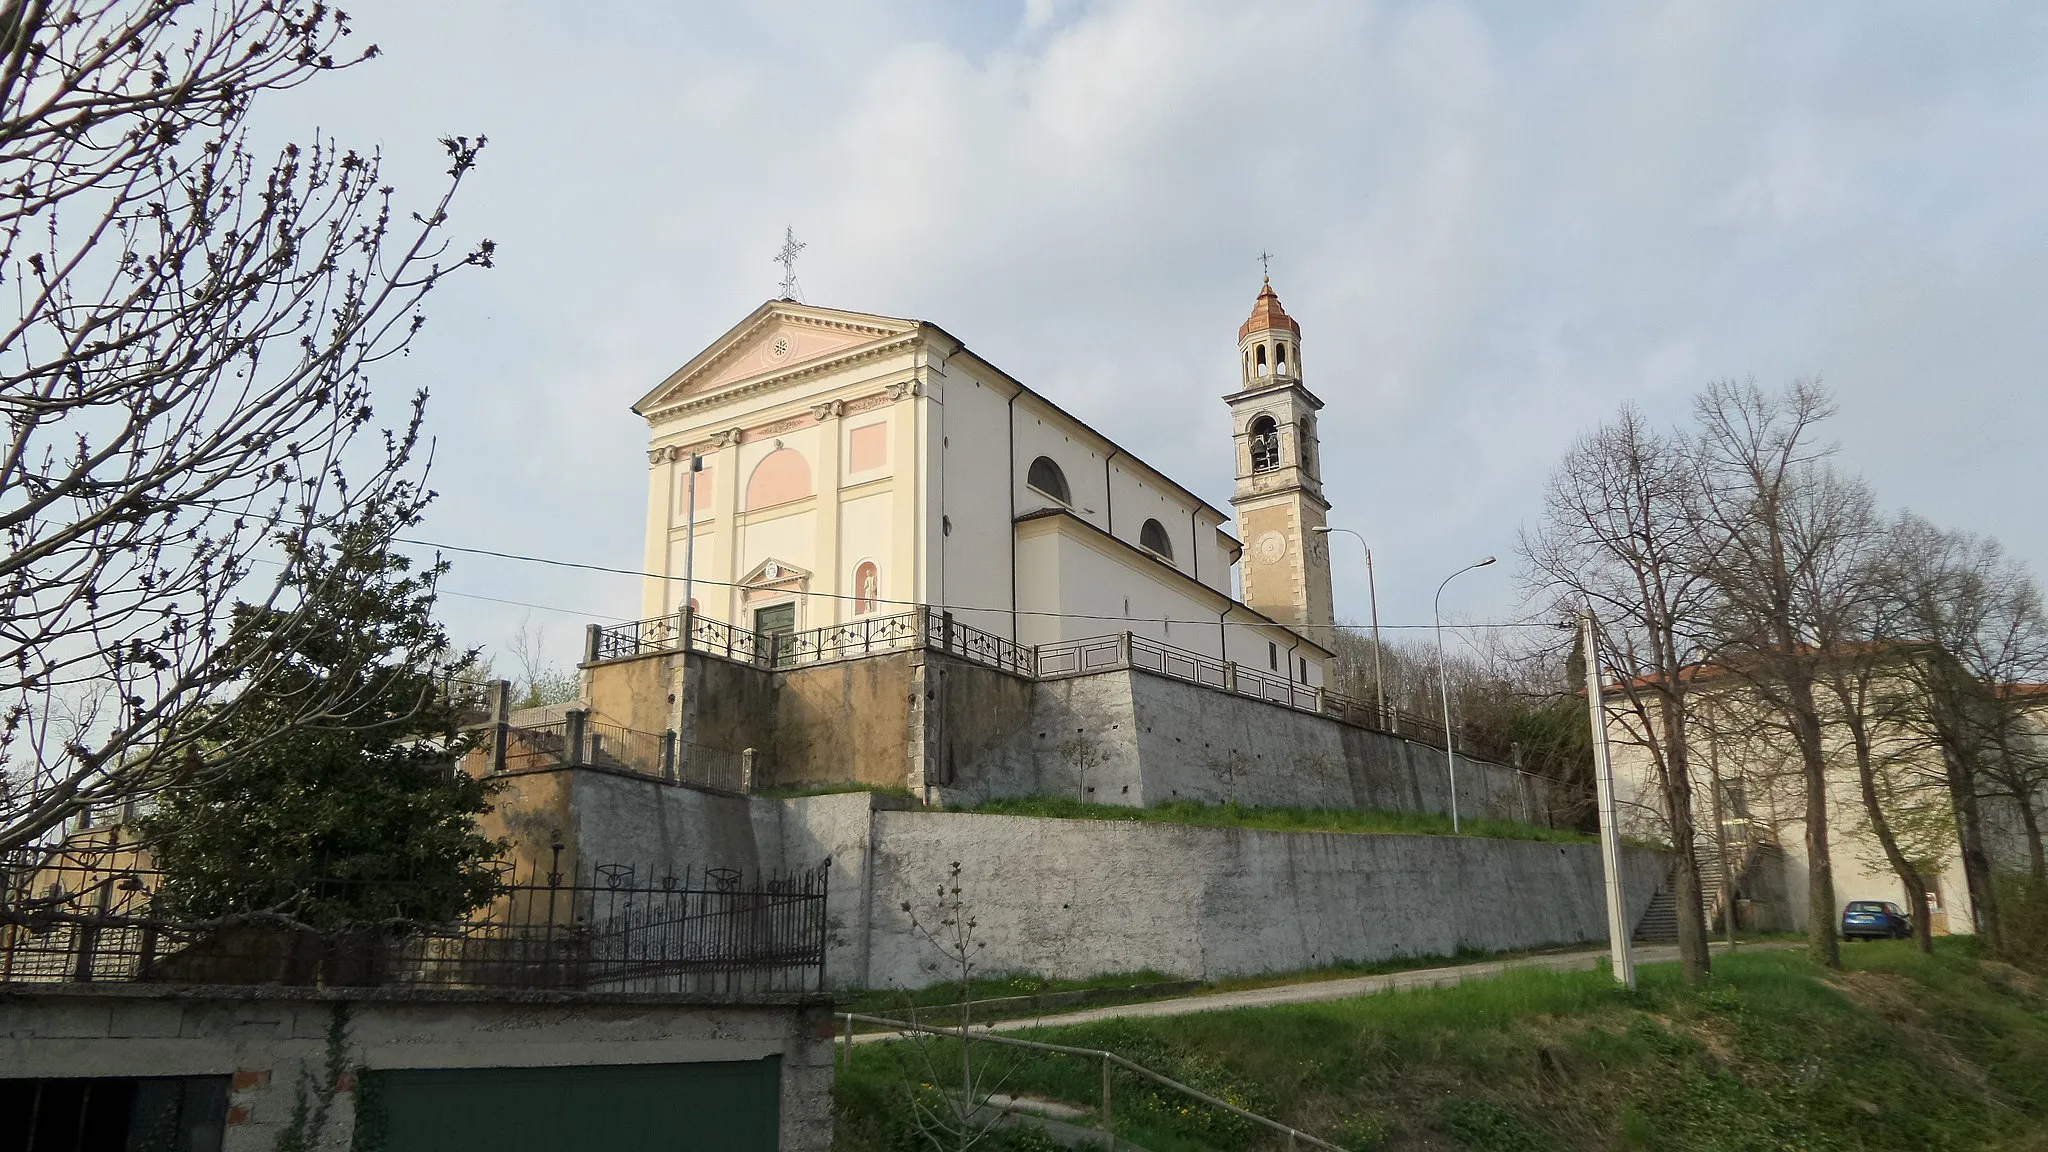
[0,992,833,1152]
[633,795,1658,991]
[598,645,1563,826]
[848,811,1665,988]
[928,666,1559,825]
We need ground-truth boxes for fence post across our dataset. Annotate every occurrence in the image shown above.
[565,709,587,767]
[661,730,677,781]
[767,632,780,669]
[942,611,955,653]
[584,623,602,665]
[489,679,512,775]
[1102,1053,1114,1149]
[679,605,695,653]
[1223,661,1237,693]
[1117,631,1132,668]
[741,748,757,794]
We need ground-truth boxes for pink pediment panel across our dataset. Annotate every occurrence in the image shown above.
[689,320,876,395]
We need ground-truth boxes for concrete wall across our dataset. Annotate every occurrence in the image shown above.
[924,666,1557,824]
[595,645,1559,824]
[0,991,832,1152]
[830,806,1665,989]
[512,782,1650,992]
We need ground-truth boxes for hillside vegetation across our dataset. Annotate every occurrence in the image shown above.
[837,941,2048,1151]
[962,797,1593,844]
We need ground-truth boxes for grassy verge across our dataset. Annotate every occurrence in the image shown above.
[959,796,1594,844]
[838,940,2048,1151]
[757,783,919,802]
[838,941,1689,1032]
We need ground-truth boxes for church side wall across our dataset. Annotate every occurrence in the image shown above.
[931,364,1017,640]
[855,812,1669,988]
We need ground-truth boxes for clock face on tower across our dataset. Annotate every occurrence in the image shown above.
[1255,531,1287,564]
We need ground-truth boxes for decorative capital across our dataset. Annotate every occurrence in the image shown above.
[886,380,920,402]
[810,399,844,422]
[647,448,669,466]
[715,427,743,448]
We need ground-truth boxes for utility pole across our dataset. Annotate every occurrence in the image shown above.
[1581,609,1635,989]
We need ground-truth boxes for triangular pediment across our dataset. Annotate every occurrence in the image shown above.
[739,557,812,587]
[634,301,920,417]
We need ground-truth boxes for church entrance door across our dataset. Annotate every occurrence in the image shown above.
[753,602,797,640]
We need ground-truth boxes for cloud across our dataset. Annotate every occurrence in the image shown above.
[279,0,2048,665]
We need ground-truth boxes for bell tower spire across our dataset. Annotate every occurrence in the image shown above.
[1226,277,1334,636]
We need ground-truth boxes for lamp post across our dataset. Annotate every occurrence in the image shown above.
[1434,556,1496,833]
[1312,526,1385,728]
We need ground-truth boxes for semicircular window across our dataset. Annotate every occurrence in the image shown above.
[1027,456,1070,504]
[1248,415,1280,473]
[1139,518,1174,561]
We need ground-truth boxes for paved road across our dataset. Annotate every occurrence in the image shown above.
[850,941,1788,1044]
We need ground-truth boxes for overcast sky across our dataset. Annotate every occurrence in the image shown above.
[272,0,2048,671]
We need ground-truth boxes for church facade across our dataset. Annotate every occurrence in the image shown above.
[633,280,1338,686]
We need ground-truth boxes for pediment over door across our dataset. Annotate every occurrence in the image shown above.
[739,557,812,603]
[635,302,920,418]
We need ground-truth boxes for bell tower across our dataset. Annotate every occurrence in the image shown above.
[1227,277,1334,636]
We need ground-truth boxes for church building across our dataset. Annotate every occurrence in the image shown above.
[633,279,1338,686]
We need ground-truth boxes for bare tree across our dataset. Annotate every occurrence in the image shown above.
[1520,403,1714,984]
[896,861,1010,1152]
[504,616,580,709]
[0,1,490,849]
[1689,378,1869,969]
[1888,514,2048,949]
[1816,515,1944,954]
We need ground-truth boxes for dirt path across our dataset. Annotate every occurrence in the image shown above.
[850,940,1790,1044]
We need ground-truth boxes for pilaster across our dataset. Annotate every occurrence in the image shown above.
[811,401,844,626]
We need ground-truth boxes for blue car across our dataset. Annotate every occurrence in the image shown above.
[1841,900,1912,940]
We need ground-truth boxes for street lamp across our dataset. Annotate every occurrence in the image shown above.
[1311,526,1385,729]
[1434,556,1496,833]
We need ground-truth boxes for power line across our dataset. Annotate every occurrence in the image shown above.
[395,534,1551,632]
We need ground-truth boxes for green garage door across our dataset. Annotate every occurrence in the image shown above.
[369,1059,781,1152]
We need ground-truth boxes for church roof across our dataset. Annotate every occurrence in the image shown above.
[1238,278,1301,340]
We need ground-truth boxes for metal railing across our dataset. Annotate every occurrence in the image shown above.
[588,606,1511,764]
[924,611,1033,677]
[1,852,827,996]
[677,741,748,793]
[585,721,667,777]
[499,720,570,772]
[838,1011,1341,1152]
[773,610,923,668]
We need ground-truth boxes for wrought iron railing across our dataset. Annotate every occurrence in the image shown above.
[676,741,748,793]
[0,852,827,996]
[585,721,667,777]
[924,611,1033,677]
[498,720,570,772]
[586,606,1509,763]
[772,610,923,668]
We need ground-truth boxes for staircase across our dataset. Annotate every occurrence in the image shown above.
[1632,880,1679,943]
[1634,838,1774,942]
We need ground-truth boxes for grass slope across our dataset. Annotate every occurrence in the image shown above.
[962,797,1593,844]
[837,941,2048,1152]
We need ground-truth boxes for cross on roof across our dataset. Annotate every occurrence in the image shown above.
[774,226,806,301]
[1258,250,1274,280]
